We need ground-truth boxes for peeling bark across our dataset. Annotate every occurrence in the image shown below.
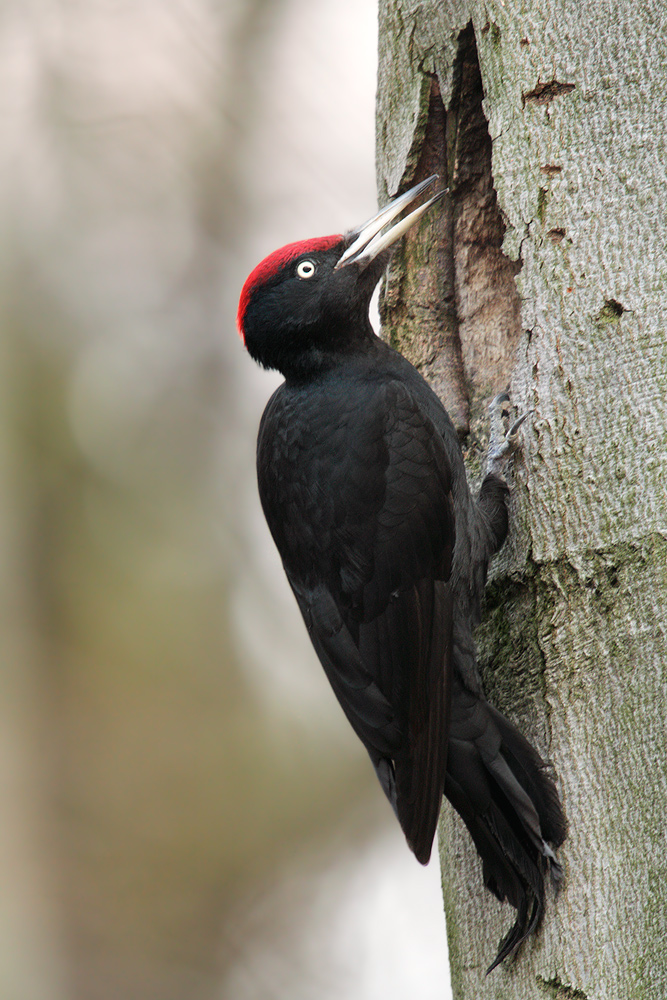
[377,2,667,998]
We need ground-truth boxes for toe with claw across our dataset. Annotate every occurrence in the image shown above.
[486,392,530,479]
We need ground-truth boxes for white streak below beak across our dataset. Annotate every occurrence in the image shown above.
[334,175,446,270]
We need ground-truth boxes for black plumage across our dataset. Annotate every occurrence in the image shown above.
[238,177,566,970]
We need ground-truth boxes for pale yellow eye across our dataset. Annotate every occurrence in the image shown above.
[296,259,316,279]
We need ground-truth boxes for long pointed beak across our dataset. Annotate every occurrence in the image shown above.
[334,175,447,270]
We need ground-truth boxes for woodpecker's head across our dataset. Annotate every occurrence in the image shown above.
[237,176,445,377]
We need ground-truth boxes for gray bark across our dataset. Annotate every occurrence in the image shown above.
[377,2,667,998]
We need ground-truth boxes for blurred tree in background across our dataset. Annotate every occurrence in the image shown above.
[0,2,420,999]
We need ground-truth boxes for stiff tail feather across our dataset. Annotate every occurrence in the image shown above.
[445,678,566,972]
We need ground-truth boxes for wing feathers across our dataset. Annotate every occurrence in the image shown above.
[260,375,455,860]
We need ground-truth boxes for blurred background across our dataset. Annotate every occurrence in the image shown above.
[0,1,450,997]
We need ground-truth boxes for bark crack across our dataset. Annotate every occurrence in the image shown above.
[595,298,626,322]
[522,80,576,106]
[537,974,590,999]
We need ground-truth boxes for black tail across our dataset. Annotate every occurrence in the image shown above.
[445,677,567,972]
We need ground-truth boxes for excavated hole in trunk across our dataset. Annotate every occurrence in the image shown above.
[382,22,523,455]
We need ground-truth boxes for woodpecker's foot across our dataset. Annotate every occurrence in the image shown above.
[486,393,529,479]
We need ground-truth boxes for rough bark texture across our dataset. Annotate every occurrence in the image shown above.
[377,2,667,998]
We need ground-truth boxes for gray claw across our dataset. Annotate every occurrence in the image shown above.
[507,411,529,441]
[486,394,530,478]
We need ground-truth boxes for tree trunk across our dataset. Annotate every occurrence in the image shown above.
[377,2,667,998]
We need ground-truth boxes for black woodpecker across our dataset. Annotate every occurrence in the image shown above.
[237,176,566,971]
